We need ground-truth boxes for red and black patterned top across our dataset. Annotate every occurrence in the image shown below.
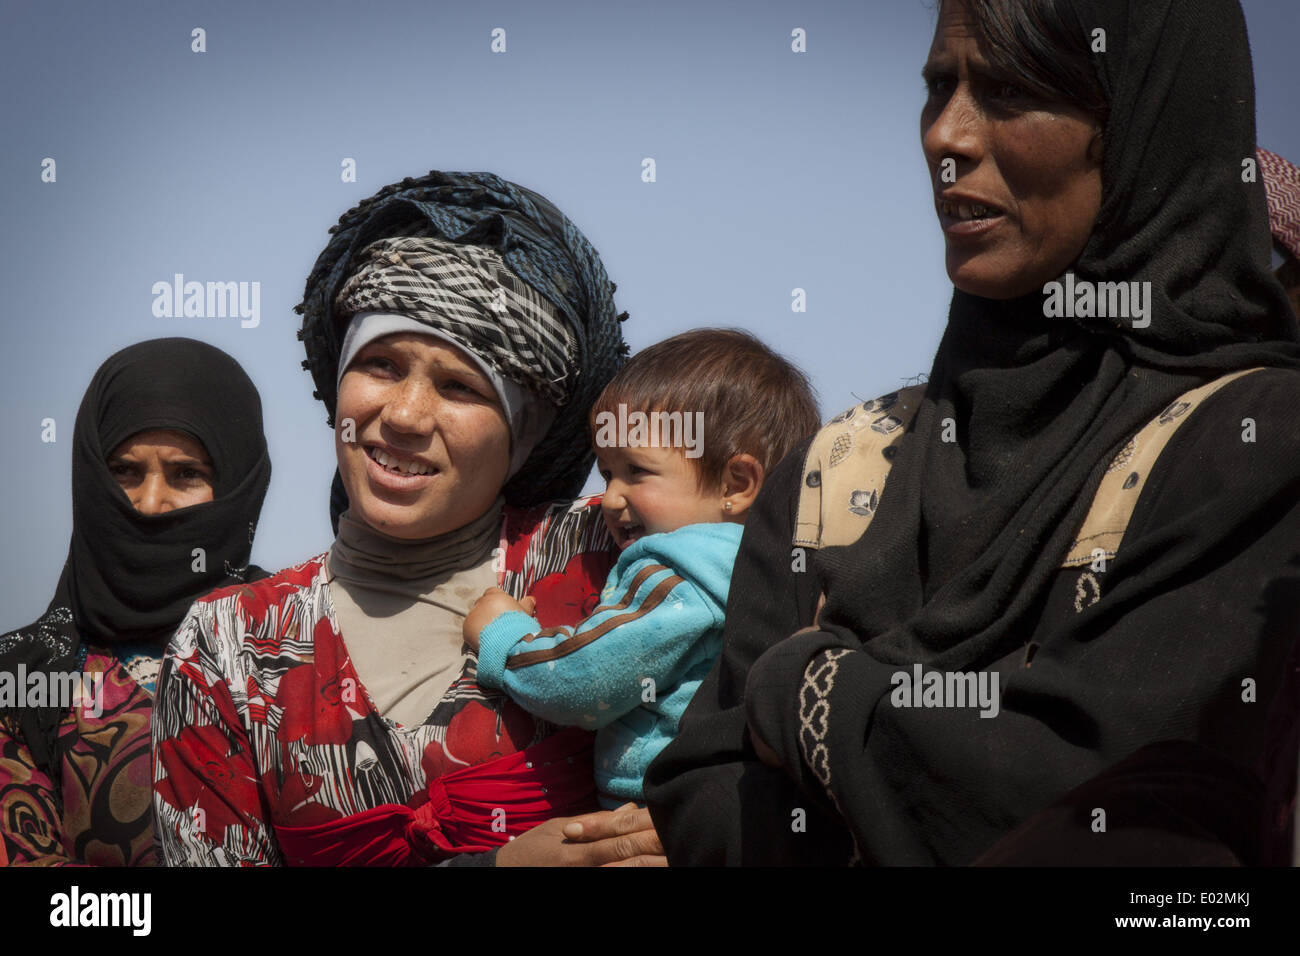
[152,498,617,866]
[0,651,156,866]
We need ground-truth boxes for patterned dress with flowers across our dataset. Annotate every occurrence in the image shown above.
[0,650,157,866]
[152,497,616,866]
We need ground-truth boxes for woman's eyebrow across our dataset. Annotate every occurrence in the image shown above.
[432,358,492,386]
[973,62,1028,86]
[361,344,400,364]
[429,351,477,370]
[923,58,1011,86]
[920,62,950,83]
[442,362,486,379]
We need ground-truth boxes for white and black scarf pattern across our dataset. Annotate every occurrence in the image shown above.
[334,237,575,406]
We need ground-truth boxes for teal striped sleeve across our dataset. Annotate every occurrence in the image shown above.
[475,611,546,690]
[476,560,720,729]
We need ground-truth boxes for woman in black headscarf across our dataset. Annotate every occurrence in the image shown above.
[0,338,271,865]
[646,0,1300,865]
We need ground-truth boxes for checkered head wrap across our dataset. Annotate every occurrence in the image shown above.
[297,170,629,509]
[334,237,574,405]
[1260,147,1300,262]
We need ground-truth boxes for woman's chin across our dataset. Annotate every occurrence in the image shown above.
[947,262,1041,302]
[946,245,1084,303]
[349,484,498,541]
[352,500,444,539]
[342,476,446,538]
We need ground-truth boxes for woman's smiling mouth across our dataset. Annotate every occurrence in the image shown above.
[363,444,439,489]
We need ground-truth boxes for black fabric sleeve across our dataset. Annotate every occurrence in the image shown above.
[644,438,855,865]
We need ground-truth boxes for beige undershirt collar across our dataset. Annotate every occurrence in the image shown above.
[325,500,502,727]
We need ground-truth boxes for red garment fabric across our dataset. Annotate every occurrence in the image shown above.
[1260,147,1300,261]
[1,652,155,866]
[153,499,617,866]
[274,728,596,866]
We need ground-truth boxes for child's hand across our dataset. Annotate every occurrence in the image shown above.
[463,587,533,652]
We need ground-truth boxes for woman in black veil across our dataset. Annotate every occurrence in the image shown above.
[647,0,1300,866]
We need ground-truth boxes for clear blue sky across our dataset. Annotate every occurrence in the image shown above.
[3,0,1298,630]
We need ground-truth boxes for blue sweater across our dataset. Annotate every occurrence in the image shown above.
[475,522,743,803]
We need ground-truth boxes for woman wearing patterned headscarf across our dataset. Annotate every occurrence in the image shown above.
[648,0,1300,865]
[153,171,664,866]
[0,338,271,865]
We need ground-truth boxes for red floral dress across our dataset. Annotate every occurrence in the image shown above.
[152,498,616,866]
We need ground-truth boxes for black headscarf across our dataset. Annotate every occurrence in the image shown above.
[747,0,1300,838]
[296,170,629,530]
[0,338,271,782]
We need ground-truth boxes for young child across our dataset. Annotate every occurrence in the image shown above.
[464,328,820,807]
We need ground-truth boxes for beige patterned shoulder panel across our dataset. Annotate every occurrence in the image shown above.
[794,385,926,550]
[794,369,1264,565]
[1059,366,1264,567]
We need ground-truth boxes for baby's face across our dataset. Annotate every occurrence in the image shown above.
[596,445,722,550]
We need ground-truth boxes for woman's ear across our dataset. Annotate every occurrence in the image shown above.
[1087,130,1104,165]
[720,453,764,521]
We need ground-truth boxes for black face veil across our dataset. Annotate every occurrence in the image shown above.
[0,338,271,779]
